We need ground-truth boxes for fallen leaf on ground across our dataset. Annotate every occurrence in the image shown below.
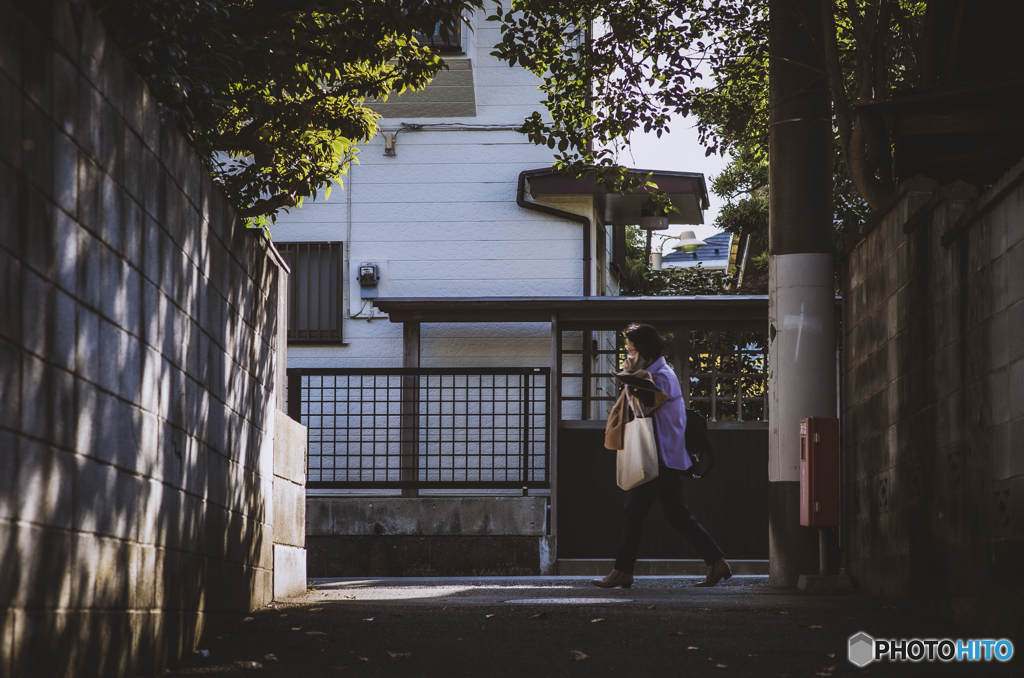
[777,611,789,615]
[291,627,302,631]
[486,614,495,618]
[687,646,698,650]
[571,651,589,661]
[823,666,836,671]
[706,658,716,663]
[310,608,324,612]
[715,664,728,668]
[342,595,355,599]
[305,631,326,636]
[268,603,279,610]
[826,653,835,658]
[236,660,263,669]
[362,617,374,622]
[669,631,684,636]
[242,617,254,623]
[646,605,656,610]
[263,654,278,662]
[388,652,413,660]
[699,608,711,611]
[527,612,547,620]
[591,618,606,623]
[357,656,369,663]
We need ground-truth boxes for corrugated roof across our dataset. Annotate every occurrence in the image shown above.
[662,232,734,266]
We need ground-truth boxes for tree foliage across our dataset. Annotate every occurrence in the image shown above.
[492,1,950,214]
[490,0,762,212]
[96,0,482,225]
[619,226,739,296]
[711,143,768,252]
[710,139,869,261]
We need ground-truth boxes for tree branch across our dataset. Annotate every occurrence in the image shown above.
[823,0,890,210]
[237,192,297,219]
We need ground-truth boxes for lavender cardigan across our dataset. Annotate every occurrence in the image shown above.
[635,357,691,472]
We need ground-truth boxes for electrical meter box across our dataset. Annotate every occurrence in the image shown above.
[357,263,380,298]
[799,417,840,527]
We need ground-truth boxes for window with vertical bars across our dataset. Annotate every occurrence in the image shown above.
[277,242,344,344]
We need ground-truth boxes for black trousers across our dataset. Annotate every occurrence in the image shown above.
[613,464,725,574]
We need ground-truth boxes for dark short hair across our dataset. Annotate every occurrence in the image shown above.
[625,323,665,360]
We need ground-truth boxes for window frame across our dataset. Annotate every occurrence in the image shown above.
[277,241,345,345]
[413,19,465,54]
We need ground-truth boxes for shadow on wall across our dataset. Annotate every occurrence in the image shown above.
[0,2,283,675]
[842,176,1024,642]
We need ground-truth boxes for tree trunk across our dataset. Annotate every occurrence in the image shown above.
[821,0,895,211]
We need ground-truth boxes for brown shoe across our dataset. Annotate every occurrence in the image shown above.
[694,558,732,587]
[591,569,634,589]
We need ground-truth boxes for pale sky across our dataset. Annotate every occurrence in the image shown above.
[619,117,732,254]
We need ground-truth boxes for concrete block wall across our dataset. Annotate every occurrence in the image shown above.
[842,168,1024,640]
[0,1,302,676]
[272,410,307,599]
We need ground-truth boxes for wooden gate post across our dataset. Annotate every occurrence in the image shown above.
[401,322,420,498]
[550,312,561,543]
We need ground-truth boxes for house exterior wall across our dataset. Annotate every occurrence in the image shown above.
[271,3,606,372]
[0,2,304,675]
[269,4,612,574]
[841,169,1024,640]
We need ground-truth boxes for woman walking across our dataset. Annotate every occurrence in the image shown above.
[592,323,731,589]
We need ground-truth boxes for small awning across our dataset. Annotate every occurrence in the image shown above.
[373,295,771,331]
[524,168,709,225]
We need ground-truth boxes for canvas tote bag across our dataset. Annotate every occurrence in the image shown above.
[617,392,659,490]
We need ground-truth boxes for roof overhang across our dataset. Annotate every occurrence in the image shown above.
[373,295,779,331]
[524,168,709,226]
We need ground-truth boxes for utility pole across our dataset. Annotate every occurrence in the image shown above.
[767,0,836,587]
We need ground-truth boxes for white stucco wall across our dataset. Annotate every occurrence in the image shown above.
[271,4,603,369]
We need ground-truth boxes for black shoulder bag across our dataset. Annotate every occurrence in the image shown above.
[681,408,716,478]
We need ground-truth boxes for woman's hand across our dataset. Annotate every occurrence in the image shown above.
[631,387,659,409]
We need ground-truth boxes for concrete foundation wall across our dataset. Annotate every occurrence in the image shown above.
[306,497,547,576]
[842,168,1024,640]
[0,2,304,675]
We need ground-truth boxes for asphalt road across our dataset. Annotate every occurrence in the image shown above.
[158,576,1017,677]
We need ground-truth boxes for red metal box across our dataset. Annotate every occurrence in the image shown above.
[799,417,840,527]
